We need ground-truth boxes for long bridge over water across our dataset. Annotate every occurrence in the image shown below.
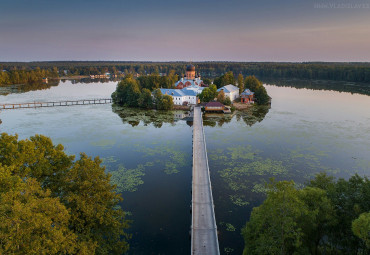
[0,98,112,110]
[191,106,220,255]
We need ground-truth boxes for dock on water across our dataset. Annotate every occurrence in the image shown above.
[191,106,220,255]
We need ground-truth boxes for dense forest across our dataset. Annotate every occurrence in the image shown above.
[0,133,130,254]
[1,61,370,85]
[243,173,370,255]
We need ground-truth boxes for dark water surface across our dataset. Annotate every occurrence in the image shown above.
[0,80,369,254]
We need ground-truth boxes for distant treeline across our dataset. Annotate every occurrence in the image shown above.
[1,61,370,84]
[0,68,58,85]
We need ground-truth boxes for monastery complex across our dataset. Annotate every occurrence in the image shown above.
[160,64,254,106]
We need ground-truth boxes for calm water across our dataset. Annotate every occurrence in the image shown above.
[0,80,369,254]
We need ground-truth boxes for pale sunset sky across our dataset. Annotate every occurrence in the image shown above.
[1,0,370,61]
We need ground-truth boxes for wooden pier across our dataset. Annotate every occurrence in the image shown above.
[0,98,112,110]
[191,106,220,255]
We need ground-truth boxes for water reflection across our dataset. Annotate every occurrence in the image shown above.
[63,77,122,84]
[0,80,60,95]
[112,105,270,128]
[203,106,270,127]
[262,78,370,96]
[0,78,122,96]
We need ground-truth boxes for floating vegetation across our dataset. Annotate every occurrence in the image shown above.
[111,165,145,192]
[90,139,116,148]
[228,145,256,160]
[101,156,118,166]
[251,183,269,194]
[125,211,133,216]
[220,222,236,232]
[224,247,234,254]
[164,162,180,174]
[230,195,249,207]
[251,159,287,176]
[134,142,187,175]
[225,223,236,232]
[112,106,185,127]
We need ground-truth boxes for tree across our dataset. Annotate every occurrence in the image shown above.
[237,73,244,94]
[311,174,370,253]
[202,78,212,85]
[244,76,269,105]
[298,187,336,254]
[152,89,163,106]
[62,153,130,254]
[352,212,370,248]
[209,84,218,99]
[112,76,141,107]
[213,71,235,88]
[198,88,211,102]
[243,173,370,255]
[217,90,225,104]
[157,95,173,110]
[138,88,153,109]
[242,180,308,255]
[0,133,74,196]
[0,133,131,255]
[244,75,261,92]
[224,97,231,106]
[0,166,77,254]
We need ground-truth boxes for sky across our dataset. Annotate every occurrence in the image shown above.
[1,0,370,61]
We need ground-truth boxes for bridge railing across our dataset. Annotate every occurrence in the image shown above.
[0,98,112,110]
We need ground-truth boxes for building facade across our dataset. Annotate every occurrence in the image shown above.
[217,84,240,102]
[160,84,205,105]
[240,89,255,104]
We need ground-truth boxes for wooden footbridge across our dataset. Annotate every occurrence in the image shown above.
[191,106,220,255]
[0,98,112,110]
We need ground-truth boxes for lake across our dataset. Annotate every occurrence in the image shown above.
[0,79,369,254]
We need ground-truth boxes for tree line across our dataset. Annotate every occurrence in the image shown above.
[0,133,130,254]
[2,61,370,84]
[0,68,58,86]
[243,173,370,254]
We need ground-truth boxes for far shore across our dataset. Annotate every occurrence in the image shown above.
[57,75,90,80]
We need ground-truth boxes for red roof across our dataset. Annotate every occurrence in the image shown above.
[205,101,225,107]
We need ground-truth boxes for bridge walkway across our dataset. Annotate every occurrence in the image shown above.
[191,106,220,255]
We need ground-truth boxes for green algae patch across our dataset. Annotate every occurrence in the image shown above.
[164,162,180,174]
[101,156,118,166]
[251,183,269,194]
[133,142,187,175]
[227,145,256,160]
[251,159,287,176]
[220,222,236,232]
[90,139,116,148]
[111,165,145,192]
[230,195,249,206]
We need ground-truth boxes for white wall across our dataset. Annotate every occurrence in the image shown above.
[172,95,197,105]
[225,91,239,102]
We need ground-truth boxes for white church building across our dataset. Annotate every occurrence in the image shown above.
[160,84,205,105]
